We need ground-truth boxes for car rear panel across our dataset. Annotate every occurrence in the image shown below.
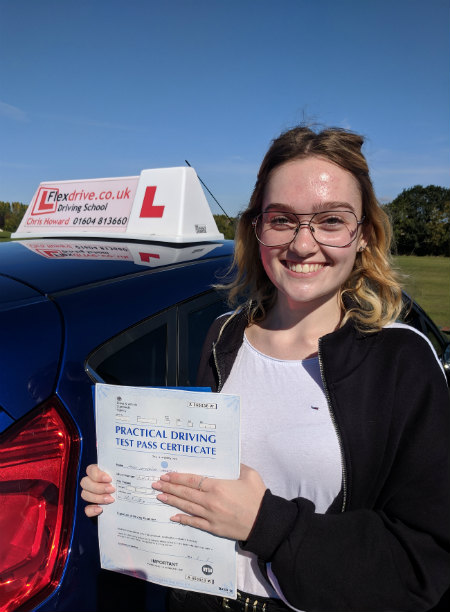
[0,276,63,426]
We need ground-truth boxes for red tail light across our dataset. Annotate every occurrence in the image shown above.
[0,398,80,612]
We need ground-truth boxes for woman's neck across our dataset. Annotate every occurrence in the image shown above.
[246,294,342,360]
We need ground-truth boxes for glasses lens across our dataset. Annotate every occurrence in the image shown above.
[311,211,358,247]
[256,212,299,246]
[255,211,359,247]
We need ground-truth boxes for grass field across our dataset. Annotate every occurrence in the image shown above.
[394,256,450,331]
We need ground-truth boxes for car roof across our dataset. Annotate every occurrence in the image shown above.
[0,238,233,297]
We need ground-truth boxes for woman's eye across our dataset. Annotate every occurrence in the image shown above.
[267,214,294,226]
[320,215,345,226]
[271,216,290,224]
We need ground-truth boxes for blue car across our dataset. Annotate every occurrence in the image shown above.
[1,168,449,612]
[0,235,235,612]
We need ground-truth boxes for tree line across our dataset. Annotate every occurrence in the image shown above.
[383,185,449,257]
[0,201,28,232]
[2,186,449,256]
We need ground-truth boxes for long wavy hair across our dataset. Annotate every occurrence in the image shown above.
[222,125,403,332]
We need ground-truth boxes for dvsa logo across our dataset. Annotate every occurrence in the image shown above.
[31,187,59,215]
[202,564,213,576]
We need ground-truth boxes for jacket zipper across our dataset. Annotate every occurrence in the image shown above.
[212,310,242,393]
[212,341,223,392]
[318,337,347,512]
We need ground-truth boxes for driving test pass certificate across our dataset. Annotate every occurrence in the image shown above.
[95,384,240,597]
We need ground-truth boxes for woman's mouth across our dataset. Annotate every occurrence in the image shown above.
[285,262,325,273]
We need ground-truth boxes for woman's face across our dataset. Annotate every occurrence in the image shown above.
[259,156,366,313]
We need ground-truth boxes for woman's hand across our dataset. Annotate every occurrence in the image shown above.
[80,464,115,517]
[151,464,266,541]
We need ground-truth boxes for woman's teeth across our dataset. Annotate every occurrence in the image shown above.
[286,262,324,273]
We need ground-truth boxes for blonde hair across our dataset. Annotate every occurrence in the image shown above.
[222,125,403,332]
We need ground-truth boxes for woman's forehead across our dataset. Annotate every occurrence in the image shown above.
[263,158,362,213]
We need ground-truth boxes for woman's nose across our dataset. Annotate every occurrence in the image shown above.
[289,223,318,255]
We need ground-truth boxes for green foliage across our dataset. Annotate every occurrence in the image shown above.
[0,201,27,233]
[214,214,236,240]
[384,185,450,256]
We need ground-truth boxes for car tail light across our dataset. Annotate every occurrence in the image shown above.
[0,397,80,612]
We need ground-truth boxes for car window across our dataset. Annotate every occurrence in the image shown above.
[86,310,176,387]
[402,303,445,359]
[421,321,445,358]
[178,293,230,386]
[86,291,228,387]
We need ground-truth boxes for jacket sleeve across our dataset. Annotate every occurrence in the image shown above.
[241,333,450,612]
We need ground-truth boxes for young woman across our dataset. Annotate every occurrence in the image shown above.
[81,126,450,612]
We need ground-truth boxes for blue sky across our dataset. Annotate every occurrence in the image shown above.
[1,0,449,216]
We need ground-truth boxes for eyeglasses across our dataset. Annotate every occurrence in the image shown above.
[252,209,365,248]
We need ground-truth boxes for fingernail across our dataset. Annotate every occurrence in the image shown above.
[160,474,171,481]
[152,481,162,490]
[93,506,102,515]
[156,493,168,502]
[103,495,114,503]
[105,485,115,493]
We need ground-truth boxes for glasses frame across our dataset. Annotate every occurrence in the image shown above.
[252,209,366,248]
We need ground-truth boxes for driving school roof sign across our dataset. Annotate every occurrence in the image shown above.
[12,167,224,243]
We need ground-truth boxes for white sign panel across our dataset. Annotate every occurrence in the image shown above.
[20,176,139,234]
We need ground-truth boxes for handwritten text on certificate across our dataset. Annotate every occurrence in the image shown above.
[95,384,240,597]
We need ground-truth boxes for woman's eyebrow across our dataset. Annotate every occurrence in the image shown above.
[312,201,357,212]
[263,201,357,212]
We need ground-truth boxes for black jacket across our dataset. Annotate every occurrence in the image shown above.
[196,310,450,612]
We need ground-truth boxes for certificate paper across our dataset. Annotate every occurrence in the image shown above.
[95,384,240,597]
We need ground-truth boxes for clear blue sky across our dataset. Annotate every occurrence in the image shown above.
[1,0,449,216]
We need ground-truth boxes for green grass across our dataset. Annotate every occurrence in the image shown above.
[0,230,11,241]
[393,256,450,330]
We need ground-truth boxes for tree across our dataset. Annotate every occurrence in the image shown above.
[384,185,450,256]
[214,214,236,240]
[0,201,10,229]
[0,201,28,232]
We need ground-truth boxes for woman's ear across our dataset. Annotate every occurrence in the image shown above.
[357,222,370,252]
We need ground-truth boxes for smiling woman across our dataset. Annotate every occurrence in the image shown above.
[81,125,450,612]
[229,127,403,333]
[252,157,367,331]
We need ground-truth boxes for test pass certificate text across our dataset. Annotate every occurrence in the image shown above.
[95,384,240,597]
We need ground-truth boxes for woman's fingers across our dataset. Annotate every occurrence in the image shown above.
[84,503,104,518]
[80,464,115,517]
[80,475,115,495]
[80,485,115,517]
[80,486,115,504]
[170,513,211,531]
[86,463,113,483]
[153,473,207,499]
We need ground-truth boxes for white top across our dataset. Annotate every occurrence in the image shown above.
[221,333,342,599]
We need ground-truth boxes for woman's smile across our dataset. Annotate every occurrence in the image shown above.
[284,261,325,274]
